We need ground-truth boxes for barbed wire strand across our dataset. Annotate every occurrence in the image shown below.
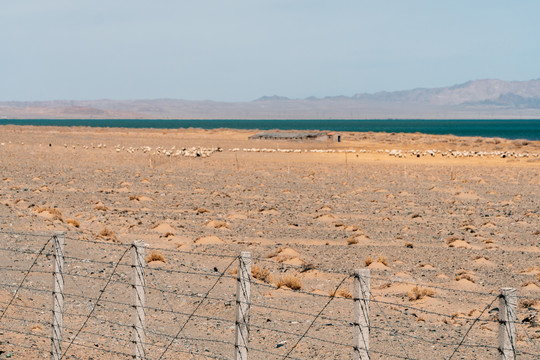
[156,255,238,360]
[359,273,412,360]
[447,294,499,360]
[280,274,351,360]
[60,244,132,360]
[0,235,52,323]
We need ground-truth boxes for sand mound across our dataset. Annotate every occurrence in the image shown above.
[447,240,473,249]
[205,220,229,229]
[267,247,304,265]
[316,214,337,222]
[455,191,480,200]
[455,278,476,288]
[227,212,247,220]
[473,257,495,267]
[152,223,176,234]
[194,236,225,244]
[368,262,389,270]
[522,283,540,291]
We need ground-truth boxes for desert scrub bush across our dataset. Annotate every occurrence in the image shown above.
[276,275,302,290]
[146,250,166,263]
[377,256,389,266]
[98,227,118,242]
[251,265,272,283]
[35,207,63,220]
[407,286,435,301]
[347,236,359,245]
[66,218,80,228]
[455,270,475,283]
[519,298,537,309]
[364,256,374,266]
[329,288,352,299]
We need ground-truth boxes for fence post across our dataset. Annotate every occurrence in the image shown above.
[51,231,64,360]
[353,269,370,360]
[235,252,251,360]
[132,241,146,360]
[498,287,517,360]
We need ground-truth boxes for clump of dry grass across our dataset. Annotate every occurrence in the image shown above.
[407,286,435,301]
[521,281,537,288]
[364,256,374,266]
[329,288,352,299]
[129,195,141,201]
[347,236,359,245]
[146,250,166,263]
[66,218,80,228]
[377,256,389,266]
[251,265,272,283]
[276,275,302,290]
[94,204,108,211]
[35,207,63,220]
[519,299,537,309]
[30,324,44,332]
[195,207,209,214]
[98,227,118,242]
[455,270,475,283]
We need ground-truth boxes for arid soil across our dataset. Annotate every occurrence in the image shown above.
[0,125,539,359]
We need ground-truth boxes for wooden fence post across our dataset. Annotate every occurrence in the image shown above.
[51,231,64,360]
[132,241,146,360]
[235,252,251,360]
[498,287,517,360]
[353,269,370,360]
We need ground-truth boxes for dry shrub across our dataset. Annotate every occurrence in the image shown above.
[99,227,118,242]
[364,257,374,266]
[519,299,537,309]
[455,270,475,283]
[329,288,352,299]
[347,236,359,245]
[195,207,209,214]
[146,250,166,263]
[66,218,80,228]
[445,236,460,245]
[30,324,44,332]
[129,195,141,201]
[377,256,389,266]
[404,242,414,248]
[408,286,435,301]
[94,204,108,211]
[35,207,63,220]
[251,265,272,283]
[276,275,302,290]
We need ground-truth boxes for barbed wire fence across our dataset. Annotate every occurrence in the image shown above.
[0,230,538,359]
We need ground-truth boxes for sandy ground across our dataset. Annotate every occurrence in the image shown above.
[0,125,539,359]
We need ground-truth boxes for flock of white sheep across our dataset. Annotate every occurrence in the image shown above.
[1,141,537,159]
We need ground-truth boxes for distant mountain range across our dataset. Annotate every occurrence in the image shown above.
[2,78,540,119]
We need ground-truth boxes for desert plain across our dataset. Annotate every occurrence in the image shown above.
[0,125,539,359]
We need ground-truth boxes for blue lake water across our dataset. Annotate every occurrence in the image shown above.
[1,119,539,140]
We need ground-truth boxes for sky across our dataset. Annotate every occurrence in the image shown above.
[1,1,539,102]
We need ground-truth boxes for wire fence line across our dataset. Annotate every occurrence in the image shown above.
[0,230,538,359]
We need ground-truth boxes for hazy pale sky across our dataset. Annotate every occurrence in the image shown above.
[1,1,539,101]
